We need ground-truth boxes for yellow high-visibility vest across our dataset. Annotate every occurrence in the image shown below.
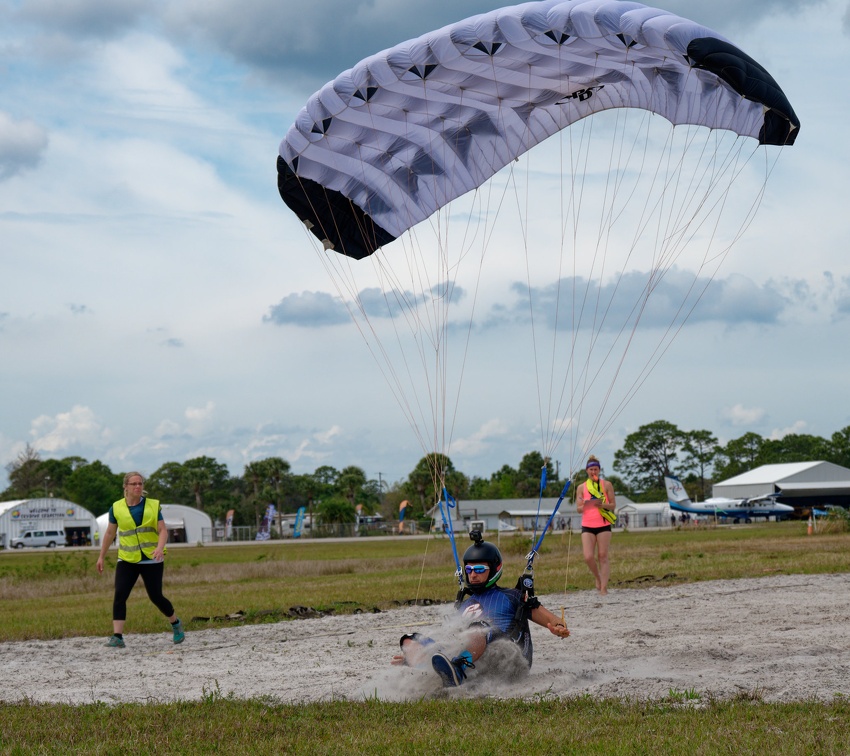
[112,498,163,562]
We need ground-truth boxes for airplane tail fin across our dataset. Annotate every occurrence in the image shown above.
[665,476,691,506]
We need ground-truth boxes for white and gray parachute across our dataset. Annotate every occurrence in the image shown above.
[276,0,798,480]
[278,0,797,259]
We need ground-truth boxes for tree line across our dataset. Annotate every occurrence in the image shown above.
[5,421,850,523]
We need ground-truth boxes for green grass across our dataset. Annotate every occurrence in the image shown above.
[2,697,848,754]
[2,522,849,753]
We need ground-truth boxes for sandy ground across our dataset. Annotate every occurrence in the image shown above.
[2,573,849,705]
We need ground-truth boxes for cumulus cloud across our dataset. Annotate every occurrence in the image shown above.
[236,423,342,468]
[0,111,49,180]
[450,419,509,457]
[768,420,808,440]
[16,0,151,39]
[834,276,850,316]
[721,403,766,426]
[154,419,183,439]
[313,425,341,445]
[157,0,810,91]
[184,401,215,432]
[264,290,349,327]
[658,0,821,33]
[161,0,498,88]
[490,269,789,332]
[264,285,445,327]
[30,405,111,452]
[692,274,789,324]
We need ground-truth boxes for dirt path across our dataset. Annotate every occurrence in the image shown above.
[2,573,848,704]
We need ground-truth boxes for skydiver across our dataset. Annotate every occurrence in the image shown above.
[391,533,570,687]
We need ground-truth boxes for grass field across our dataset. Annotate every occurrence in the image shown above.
[1,522,848,754]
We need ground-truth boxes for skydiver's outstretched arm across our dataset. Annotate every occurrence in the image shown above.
[530,605,570,638]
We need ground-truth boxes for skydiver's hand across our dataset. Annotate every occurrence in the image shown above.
[548,622,570,638]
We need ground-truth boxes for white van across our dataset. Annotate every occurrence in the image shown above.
[10,530,66,548]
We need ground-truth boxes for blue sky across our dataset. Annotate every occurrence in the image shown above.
[1,0,849,490]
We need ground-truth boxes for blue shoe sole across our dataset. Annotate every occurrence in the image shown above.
[431,653,463,687]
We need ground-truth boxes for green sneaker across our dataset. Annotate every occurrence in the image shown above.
[172,619,185,644]
[106,635,125,648]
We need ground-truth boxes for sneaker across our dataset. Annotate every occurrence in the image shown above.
[172,619,185,644]
[431,651,474,687]
[106,635,125,648]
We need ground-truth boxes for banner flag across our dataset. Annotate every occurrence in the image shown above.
[398,500,410,533]
[293,506,306,538]
[256,504,276,541]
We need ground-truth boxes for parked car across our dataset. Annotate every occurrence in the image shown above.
[10,530,66,548]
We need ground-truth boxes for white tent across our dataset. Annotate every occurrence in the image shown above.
[96,503,213,545]
[0,498,99,549]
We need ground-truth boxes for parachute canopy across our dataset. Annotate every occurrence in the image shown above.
[278,0,799,260]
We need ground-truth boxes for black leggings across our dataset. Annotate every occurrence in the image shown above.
[113,560,175,621]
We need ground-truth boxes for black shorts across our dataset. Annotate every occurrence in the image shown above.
[582,525,612,535]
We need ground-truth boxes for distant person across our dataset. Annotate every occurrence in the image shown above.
[575,455,615,595]
[391,532,570,687]
[96,472,185,648]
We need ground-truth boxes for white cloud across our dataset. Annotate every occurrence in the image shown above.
[0,111,49,180]
[450,419,509,457]
[185,401,215,430]
[30,405,111,453]
[768,421,808,440]
[314,425,341,445]
[720,404,766,427]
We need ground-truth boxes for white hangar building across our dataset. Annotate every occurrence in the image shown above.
[0,498,99,549]
[714,461,850,510]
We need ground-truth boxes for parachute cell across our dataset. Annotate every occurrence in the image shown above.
[278,0,799,260]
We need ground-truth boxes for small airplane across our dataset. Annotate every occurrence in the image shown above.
[664,475,794,523]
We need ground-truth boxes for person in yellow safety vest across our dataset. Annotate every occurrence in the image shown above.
[96,471,185,648]
[575,455,616,596]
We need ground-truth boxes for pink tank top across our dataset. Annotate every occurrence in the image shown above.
[581,484,607,528]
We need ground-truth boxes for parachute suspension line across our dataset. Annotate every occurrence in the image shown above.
[564,100,634,465]
[556,120,710,458]
[437,486,463,590]
[519,478,572,595]
[312,227,434,452]
[532,82,627,470]
[572,128,764,454]
[526,91,758,474]
[561,113,661,458]
[413,526,432,606]
[530,460,548,546]
[563,524,573,594]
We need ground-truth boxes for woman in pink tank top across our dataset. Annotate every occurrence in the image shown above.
[575,455,616,595]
